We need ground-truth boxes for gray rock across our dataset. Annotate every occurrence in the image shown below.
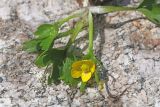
[0,0,160,107]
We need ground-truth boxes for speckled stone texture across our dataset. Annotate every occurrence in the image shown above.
[0,0,160,107]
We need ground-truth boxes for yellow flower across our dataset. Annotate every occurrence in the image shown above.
[71,60,95,82]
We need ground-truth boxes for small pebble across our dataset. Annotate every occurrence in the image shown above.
[0,77,3,83]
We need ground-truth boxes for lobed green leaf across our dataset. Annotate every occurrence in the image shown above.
[23,39,41,52]
[60,57,80,86]
[34,24,58,38]
[35,48,66,67]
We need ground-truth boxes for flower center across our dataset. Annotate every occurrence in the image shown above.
[81,64,89,73]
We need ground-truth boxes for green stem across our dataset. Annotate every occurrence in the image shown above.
[80,82,86,92]
[95,71,100,84]
[88,11,94,56]
[89,6,136,14]
[57,8,86,26]
[55,29,74,39]
[65,11,88,50]
[65,19,85,50]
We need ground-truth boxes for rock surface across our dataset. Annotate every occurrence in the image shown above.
[0,0,160,107]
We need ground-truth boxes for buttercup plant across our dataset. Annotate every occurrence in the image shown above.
[23,0,160,92]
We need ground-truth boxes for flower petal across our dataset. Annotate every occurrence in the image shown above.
[72,61,83,69]
[81,72,92,82]
[90,64,95,73]
[82,60,94,66]
[82,60,95,73]
[71,70,82,78]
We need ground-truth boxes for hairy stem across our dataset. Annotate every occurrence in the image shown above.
[89,6,136,14]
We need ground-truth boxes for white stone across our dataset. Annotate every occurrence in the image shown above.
[0,98,12,107]
[0,7,11,20]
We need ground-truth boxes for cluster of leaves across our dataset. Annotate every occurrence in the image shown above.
[23,10,88,86]
[23,0,160,91]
